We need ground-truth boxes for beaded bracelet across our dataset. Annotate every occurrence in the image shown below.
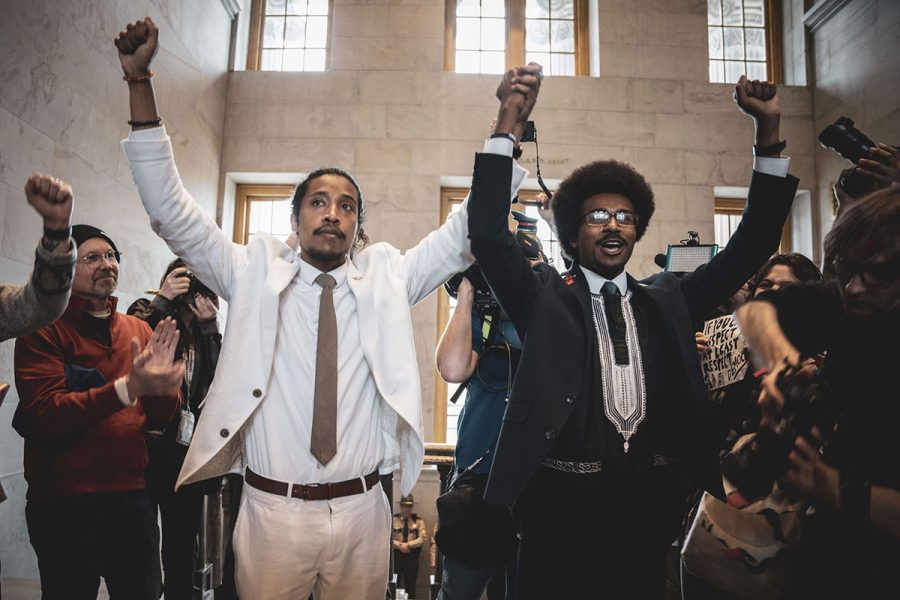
[128,117,163,127]
[123,72,154,82]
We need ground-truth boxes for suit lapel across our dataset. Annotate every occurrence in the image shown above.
[629,274,706,408]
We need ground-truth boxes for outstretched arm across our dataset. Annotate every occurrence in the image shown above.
[114,17,161,131]
[680,76,796,322]
[469,64,544,335]
[0,174,76,342]
[116,18,245,300]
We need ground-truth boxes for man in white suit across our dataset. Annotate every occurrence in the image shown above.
[115,17,536,600]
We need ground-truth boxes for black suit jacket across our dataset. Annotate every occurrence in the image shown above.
[467,152,798,507]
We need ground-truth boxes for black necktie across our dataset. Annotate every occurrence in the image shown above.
[601,281,629,365]
[402,518,409,542]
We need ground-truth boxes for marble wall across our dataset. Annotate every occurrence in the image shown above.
[0,0,233,578]
[806,0,900,253]
[1,0,896,586]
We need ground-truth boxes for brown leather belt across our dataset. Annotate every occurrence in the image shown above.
[245,467,380,501]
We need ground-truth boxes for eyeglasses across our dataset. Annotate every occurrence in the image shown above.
[580,209,639,228]
[831,257,899,289]
[79,251,120,268]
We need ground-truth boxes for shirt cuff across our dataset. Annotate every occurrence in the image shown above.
[115,376,136,407]
[753,155,790,178]
[483,136,514,157]
[127,125,169,142]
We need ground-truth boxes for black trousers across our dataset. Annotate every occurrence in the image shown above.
[514,463,688,600]
[26,489,162,600]
[146,434,204,600]
[394,549,421,595]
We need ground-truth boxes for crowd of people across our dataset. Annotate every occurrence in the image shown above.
[0,14,897,600]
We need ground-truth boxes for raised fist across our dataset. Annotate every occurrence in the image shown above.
[495,63,543,128]
[25,173,74,231]
[733,75,780,121]
[115,17,159,77]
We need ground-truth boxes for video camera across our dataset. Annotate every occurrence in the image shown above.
[721,362,837,501]
[444,211,544,314]
[818,116,897,198]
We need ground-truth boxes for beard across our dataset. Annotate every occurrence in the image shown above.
[305,246,348,264]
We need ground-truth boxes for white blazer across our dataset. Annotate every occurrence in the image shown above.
[122,127,481,495]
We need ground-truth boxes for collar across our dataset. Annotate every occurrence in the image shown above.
[577,265,629,296]
[65,294,119,318]
[298,256,349,288]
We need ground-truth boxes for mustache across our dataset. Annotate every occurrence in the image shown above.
[93,269,118,282]
[314,225,345,238]
[597,234,626,244]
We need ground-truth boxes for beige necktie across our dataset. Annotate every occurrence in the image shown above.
[311,273,338,465]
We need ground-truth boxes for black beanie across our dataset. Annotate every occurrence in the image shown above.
[71,224,120,261]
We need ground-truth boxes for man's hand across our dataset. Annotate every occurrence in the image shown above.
[857,143,900,188]
[189,294,218,322]
[536,192,553,226]
[782,428,841,510]
[126,317,184,400]
[158,267,191,301]
[733,75,781,148]
[757,358,816,427]
[494,63,543,136]
[695,331,711,354]
[115,17,159,77]
[25,173,74,232]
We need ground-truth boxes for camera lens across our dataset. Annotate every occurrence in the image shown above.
[818,116,876,164]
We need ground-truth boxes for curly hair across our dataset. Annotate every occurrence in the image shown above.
[748,252,823,297]
[551,160,655,262]
[824,186,900,280]
[291,167,369,255]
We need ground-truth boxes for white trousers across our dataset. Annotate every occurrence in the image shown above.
[233,481,391,600]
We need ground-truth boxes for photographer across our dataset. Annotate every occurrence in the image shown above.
[819,116,899,217]
[436,212,547,600]
[735,186,900,598]
[128,258,227,600]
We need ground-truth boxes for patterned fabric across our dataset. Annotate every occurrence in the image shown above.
[591,289,646,452]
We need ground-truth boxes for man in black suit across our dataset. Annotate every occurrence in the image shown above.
[467,67,798,599]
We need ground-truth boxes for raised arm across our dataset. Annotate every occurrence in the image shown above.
[468,64,543,334]
[679,76,797,323]
[436,277,479,383]
[0,174,76,342]
[115,18,245,301]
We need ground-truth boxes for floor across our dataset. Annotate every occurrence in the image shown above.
[0,577,110,600]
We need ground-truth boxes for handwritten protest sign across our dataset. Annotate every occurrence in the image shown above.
[700,315,749,391]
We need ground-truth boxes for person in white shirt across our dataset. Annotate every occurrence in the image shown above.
[114,17,537,600]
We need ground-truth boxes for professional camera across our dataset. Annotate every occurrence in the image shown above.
[818,116,884,198]
[444,264,499,314]
[444,211,545,314]
[173,271,216,308]
[721,363,836,501]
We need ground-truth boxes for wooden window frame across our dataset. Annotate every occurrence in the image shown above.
[444,0,590,75]
[433,187,544,442]
[246,0,335,71]
[233,184,295,244]
[715,197,791,253]
[707,0,784,84]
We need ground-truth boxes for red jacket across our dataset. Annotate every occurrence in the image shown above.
[15,295,181,500]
